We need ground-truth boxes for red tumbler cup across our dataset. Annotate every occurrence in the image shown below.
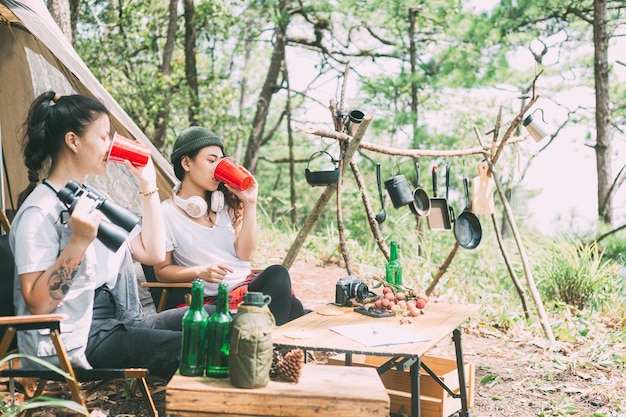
[213,158,253,191]
[107,132,151,167]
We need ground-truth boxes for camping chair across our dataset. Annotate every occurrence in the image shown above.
[140,265,265,313]
[0,234,158,417]
[0,208,10,233]
[140,264,191,313]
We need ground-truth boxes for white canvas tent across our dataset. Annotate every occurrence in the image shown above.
[0,0,176,224]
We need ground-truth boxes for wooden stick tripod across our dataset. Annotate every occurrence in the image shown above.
[282,69,555,343]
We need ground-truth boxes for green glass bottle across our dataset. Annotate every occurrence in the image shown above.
[205,283,233,378]
[385,241,403,285]
[179,278,209,376]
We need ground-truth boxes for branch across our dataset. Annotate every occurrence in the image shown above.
[596,223,626,244]
[336,142,352,275]
[282,115,373,269]
[362,24,396,46]
[260,109,288,146]
[492,70,544,165]
[490,213,531,319]
[294,126,492,158]
[329,98,342,132]
[425,242,459,296]
[490,162,555,343]
[565,5,593,24]
[349,159,388,260]
[338,63,349,114]
[605,162,626,204]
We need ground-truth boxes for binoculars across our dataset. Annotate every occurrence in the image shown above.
[56,180,140,252]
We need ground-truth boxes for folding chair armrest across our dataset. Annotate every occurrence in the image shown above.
[140,267,264,289]
[0,314,68,328]
[140,282,192,289]
[141,268,263,312]
[0,314,68,359]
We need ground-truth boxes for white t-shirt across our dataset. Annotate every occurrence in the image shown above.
[9,184,132,369]
[162,200,251,296]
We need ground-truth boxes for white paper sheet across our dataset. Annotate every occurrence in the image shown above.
[329,323,430,347]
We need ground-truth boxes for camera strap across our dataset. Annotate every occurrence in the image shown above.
[42,178,58,194]
[42,179,71,225]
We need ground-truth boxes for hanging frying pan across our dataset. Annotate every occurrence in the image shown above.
[427,165,452,230]
[409,161,431,216]
[454,177,482,249]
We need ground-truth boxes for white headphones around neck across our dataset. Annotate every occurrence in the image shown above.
[173,184,224,218]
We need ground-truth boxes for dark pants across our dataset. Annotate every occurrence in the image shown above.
[249,264,305,325]
[86,289,215,380]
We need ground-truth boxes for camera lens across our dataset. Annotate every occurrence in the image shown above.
[354,283,369,301]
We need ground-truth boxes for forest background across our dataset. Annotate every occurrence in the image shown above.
[37,1,626,416]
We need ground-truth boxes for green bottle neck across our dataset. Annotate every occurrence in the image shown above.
[190,279,205,311]
[215,284,229,314]
[389,242,399,261]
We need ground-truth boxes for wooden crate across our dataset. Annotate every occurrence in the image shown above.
[166,364,390,417]
[328,354,474,417]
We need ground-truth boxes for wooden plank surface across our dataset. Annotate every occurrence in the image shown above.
[166,364,390,417]
[272,303,480,358]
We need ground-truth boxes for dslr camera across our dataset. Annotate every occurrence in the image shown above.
[56,180,140,252]
[335,275,369,306]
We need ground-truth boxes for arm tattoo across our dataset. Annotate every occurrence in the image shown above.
[48,257,81,300]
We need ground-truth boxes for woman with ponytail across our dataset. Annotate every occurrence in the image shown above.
[9,91,203,380]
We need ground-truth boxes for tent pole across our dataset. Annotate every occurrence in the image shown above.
[0,123,5,212]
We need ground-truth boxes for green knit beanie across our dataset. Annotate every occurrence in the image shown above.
[171,126,224,164]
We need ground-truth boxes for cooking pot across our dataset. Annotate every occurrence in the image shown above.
[305,150,339,186]
[384,173,413,209]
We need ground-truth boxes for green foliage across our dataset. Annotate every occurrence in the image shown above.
[538,396,580,416]
[597,228,626,265]
[0,354,88,416]
[535,238,620,311]
[76,0,243,143]
[68,0,626,240]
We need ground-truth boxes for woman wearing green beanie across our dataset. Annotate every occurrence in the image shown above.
[154,126,304,325]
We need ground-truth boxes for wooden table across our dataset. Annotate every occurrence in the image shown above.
[166,364,390,416]
[272,302,481,417]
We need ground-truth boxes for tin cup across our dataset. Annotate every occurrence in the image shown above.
[344,109,365,136]
[107,132,150,167]
[214,158,253,191]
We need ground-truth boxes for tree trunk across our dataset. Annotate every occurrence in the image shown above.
[285,66,297,225]
[594,0,612,224]
[69,0,79,43]
[242,0,290,173]
[184,0,199,126]
[47,0,72,43]
[153,0,178,149]
[408,7,419,148]
[235,18,254,163]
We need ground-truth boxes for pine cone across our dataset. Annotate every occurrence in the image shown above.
[270,348,283,379]
[276,349,304,383]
